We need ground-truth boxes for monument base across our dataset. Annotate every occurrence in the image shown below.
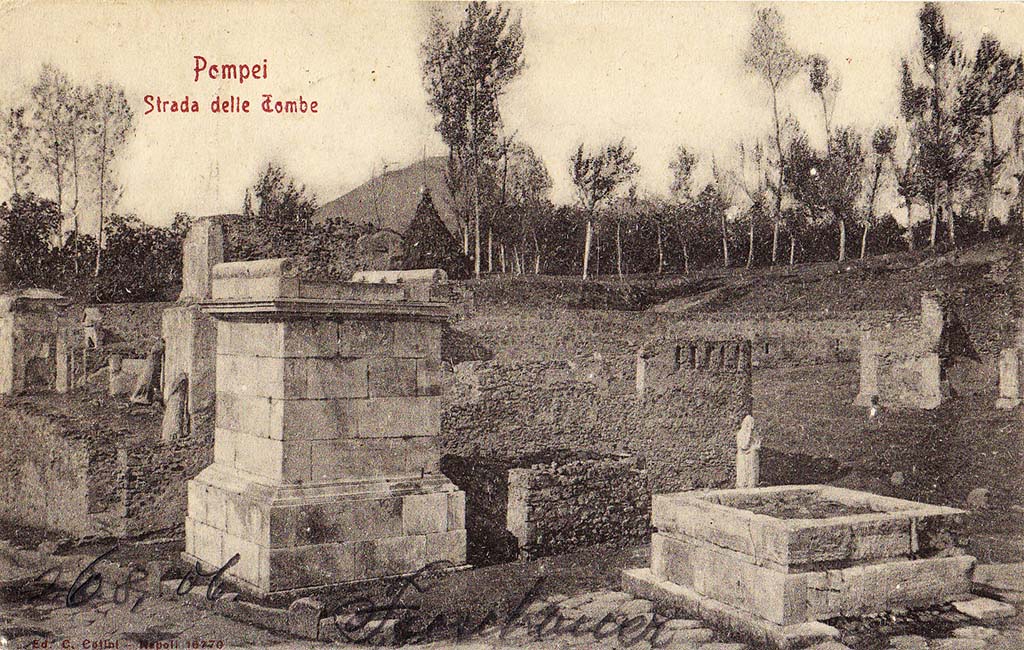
[185,465,466,595]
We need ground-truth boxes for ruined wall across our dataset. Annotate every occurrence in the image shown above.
[441,338,751,493]
[0,392,212,539]
[506,454,649,560]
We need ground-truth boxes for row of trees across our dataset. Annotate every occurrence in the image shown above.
[1,64,134,276]
[420,2,1024,279]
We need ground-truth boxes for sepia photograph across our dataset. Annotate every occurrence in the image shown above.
[0,1,1022,649]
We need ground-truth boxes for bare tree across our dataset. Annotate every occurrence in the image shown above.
[744,7,804,265]
[89,82,133,275]
[368,159,392,229]
[570,139,639,280]
[0,106,31,195]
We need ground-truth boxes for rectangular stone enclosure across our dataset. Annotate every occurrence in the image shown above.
[184,258,466,594]
[647,485,974,627]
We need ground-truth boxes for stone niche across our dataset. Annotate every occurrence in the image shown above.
[184,258,466,594]
[0,289,69,394]
[624,485,974,649]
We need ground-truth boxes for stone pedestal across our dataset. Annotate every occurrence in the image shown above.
[995,348,1021,409]
[162,305,217,415]
[185,258,466,594]
[0,289,68,394]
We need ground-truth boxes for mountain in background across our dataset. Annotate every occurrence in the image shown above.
[314,156,460,236]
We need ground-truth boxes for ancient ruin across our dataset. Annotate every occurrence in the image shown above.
[185,258,466,594]
[625,484,975,649]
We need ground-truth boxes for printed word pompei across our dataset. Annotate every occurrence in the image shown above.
[194,55,268,84]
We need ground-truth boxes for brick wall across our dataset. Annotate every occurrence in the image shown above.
[507,454,649,560]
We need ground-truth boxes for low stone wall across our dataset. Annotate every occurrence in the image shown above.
[0,391,212,539]
[507,454,649,560]
[442,339,751,493]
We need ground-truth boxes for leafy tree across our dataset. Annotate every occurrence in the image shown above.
[807,55,841,153]
[961,34,1024,231]
[728,140,769,268]
[667,145,701,273]
[569,139,639,279]
[1,106,31,195]
[860,126,897,258]
[0,193,61,285]
[250,162,317,225]
[899,3,984,247]
[88,82,133,275]
[743,6,804,264]
[402,188,470,279]
[31,64,74,216]
[693,179,732,269]
[421,2,525,278]
[505,141,551,273]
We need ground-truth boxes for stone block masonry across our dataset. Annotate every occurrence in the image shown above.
[185,258,466,595]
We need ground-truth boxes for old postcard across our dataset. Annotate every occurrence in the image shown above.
[0,1,1022,649]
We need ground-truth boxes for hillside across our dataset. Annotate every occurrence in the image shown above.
[314,156,461,235]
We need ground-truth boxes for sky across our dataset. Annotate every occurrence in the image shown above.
[2,1,1023,230]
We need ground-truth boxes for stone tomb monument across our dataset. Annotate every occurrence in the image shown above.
[162,217,223,423]
[185,258,466,594]
[623,485,974,649]
[0,288,69,394]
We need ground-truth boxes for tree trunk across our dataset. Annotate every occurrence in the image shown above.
[488,228,493,273]
[616,220,623,277]
[532,231,541,274]
[947,206,956,247]
[860,223,869,259]
[682,242,690,275]
[746,217,754,269]
[985,114,996,232]
[94,130,107,277]
[656,224,664,274]
[770,91,784,265]
[789,234,796,265]
[499,242,505,273]
[473,169,481,279]
[928,199,937,248]
[838,218,846,262]
[720,214,730,268]
[582,219,593,280]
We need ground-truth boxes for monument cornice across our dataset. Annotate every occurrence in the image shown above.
[200,297,449,322]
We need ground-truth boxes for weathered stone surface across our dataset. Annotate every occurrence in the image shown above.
[161,372,189,442]
[805,642,853,650]
[995,348,1021,409]
[888,634,928,650]
[187,258,463,594]
[953,626,999,640]
[179,218,224,302]
[930,639,988,650]
[287,597,323,638]
[953,597,1017,620]
[162,304,217,415]
[618,598,654,618]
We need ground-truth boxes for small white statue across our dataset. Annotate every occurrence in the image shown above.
[735,414,760,488]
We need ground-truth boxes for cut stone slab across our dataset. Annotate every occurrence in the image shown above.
[930,639,988,650]
[974,563,1024,593]
[805,643,853,650]
[888,635,928,650]
[953,597,1017,620]
[953,626,999,640]
[622,568,840,650]
[699,644,750,650]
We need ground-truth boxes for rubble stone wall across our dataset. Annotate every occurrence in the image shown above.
[507,454,649,560]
